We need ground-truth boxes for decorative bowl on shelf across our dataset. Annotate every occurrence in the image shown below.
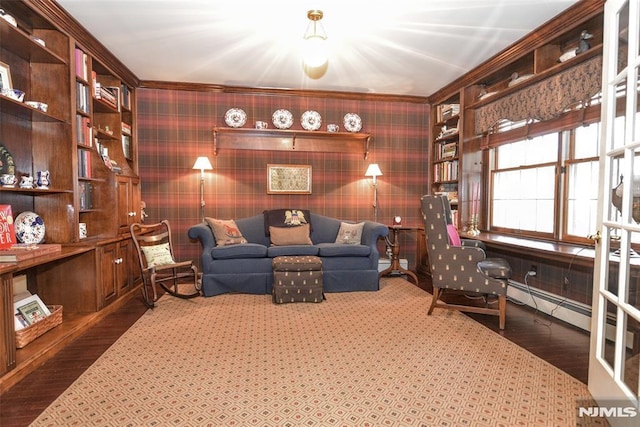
[0,9,17,27]
[1,88,25,102]
[25,101,48,112]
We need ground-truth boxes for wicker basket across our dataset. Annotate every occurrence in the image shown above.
[15,305,63,349]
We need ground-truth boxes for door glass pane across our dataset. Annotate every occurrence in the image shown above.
[610,154,624,220]
[623,312,640,397]
[612,88,627,150]
[608,245,621,297]
[631,267,640,310]
[604,298,618,370]
[618,1,629,75]
[636,68,640,141]
[632,157,640,222]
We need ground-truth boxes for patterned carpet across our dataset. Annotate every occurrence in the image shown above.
[31,278,599,426]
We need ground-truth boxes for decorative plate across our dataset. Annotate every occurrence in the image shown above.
[301,110,322,131]
[14,211,45,244]
[0,144,15,175]
[272,109,294,129]
[343,113,362,132]
[224,108,247,128]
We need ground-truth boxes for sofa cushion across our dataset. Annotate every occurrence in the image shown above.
[211,243,268,260]
[316,243,371,257]
[334,222,364,244]
[269,224,313,246]
[264,209,311,235]
[205,217,247,246]
[268,245,319,257]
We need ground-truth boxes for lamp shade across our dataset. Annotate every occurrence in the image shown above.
[303,35,328,68]
[365,163,383,177]
[302,10,328,68]
[192,157,213,171]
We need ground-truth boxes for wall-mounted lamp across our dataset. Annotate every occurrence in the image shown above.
[192,156,213,221]
[302,10,328,69]
[365,163,383,222]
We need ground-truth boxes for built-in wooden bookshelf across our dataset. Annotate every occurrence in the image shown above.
[0,0,140,391]
[430,100,460,226]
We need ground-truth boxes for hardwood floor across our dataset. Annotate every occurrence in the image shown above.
[0,274,593,426]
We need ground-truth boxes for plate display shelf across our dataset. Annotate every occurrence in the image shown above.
[212,127,372,159]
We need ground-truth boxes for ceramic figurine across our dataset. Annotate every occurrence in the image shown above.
[19,175,34,189]
[36,170,50,189]
[0,173,16,187]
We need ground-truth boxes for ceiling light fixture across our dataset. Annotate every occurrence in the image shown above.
[302,10,328,69]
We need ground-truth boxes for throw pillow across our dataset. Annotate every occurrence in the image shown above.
[446,224,462,246]
[205,218,247,246]
[269,224,312,246]
[141,243,175,267]
[335,222,365,244]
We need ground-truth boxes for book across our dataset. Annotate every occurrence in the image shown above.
[18,300,47,325]
[0,205,16,249]
[14,294,51,327]
[0,244,62,262]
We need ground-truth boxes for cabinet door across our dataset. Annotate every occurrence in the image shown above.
[116,239,133,295]
[99,244,118,306]
[117,177,141,234]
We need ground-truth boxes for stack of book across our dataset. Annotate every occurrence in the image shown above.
[120,84,132,110]
[74,47,89,81]
[77,148,92,178]
[436,103,460,122]
[79,181,94,210]
[122,122,132,159]
[92,72,120,111]
[0,243,62,263]
[76,82,90,114]
[75,114,92,146]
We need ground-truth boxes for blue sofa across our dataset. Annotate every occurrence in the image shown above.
[188,212,389,297]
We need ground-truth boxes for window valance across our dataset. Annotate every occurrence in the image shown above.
[474,56,602,136]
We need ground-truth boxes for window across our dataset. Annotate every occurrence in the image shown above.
[490,133,559,239]
[565,123,600,242]
[489,122,602,243]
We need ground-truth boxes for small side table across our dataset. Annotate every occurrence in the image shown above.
[379,225,419,285]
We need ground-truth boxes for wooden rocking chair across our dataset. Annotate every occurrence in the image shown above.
[130,220,200,308]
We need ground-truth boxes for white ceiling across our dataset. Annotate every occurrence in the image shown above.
[56,0,579,97]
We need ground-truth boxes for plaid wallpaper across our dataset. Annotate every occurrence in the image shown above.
[137,89,429,269]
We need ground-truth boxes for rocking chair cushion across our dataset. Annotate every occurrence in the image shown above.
[141,243,175,267]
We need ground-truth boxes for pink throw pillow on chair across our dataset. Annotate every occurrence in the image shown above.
[446,224,462,246]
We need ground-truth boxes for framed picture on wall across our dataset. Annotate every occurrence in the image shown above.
[267,164,312,194]
[0,61,12,91]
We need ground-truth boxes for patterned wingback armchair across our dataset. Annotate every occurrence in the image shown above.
[420,194,511,329]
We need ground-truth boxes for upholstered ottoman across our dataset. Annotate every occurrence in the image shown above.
[272,255,323,303]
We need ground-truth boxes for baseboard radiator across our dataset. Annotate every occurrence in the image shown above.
[507,280,593,332]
